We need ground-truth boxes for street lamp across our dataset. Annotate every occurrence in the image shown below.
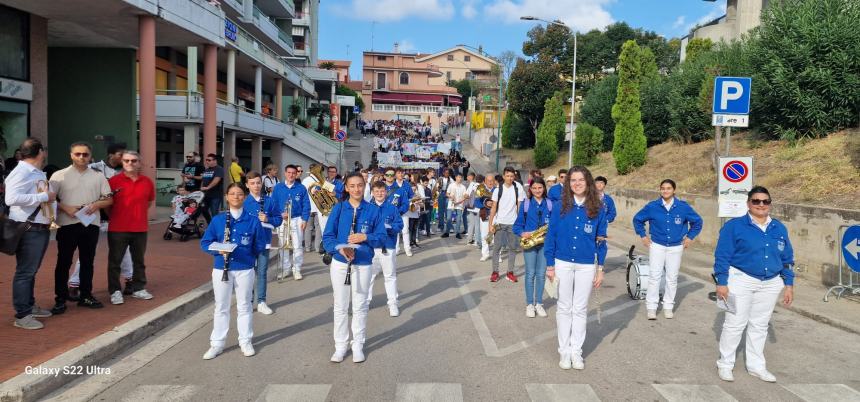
[520,16,577,168]
[456,43,504,172]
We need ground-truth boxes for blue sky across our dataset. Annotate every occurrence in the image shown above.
[318,0,727,79]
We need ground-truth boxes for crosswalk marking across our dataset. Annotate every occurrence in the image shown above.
[526,384,601,402]
[782,384,860,402]
[396,383,464,402]
[254,384,332,402]
[120,385,198,402]
[652,384,737,402]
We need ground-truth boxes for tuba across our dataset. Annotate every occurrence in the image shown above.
[308,165,338,216]
[475,183,491,200]
[520,224,549,250]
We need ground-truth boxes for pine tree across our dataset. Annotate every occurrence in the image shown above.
[611,40,648,175]
[534,97,561,168]
[572,123,604,166]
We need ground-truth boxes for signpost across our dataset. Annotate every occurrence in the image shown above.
[717,157,753,218]
[335,95,355,107]
[334,130,347,142]
[353,105,360,114]
[329,103,340,139]
[824,225,860,301]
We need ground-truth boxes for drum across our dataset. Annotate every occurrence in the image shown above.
[626,256,667,300]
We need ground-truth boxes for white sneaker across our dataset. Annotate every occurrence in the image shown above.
[352,345,366,363]
[526,304,536,318]
[664,309,674,319]
[535,304,548,317]
[110,291,124,305]
[559,354,572,370]
[718,368,735,382]
[571,356,585,370]
[293,270,303,280]
[748,369,776,382]
[202,346,222,360]
[479,255,490,262]
[131,289,153,300]
[647,310,657,320]
[257,302,273,315]
[240,343,255,357]
[389,305,400,317]
[406,250,413,257]
[330,349,347,363]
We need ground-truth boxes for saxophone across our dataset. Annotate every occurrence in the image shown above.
[520,224,549,250]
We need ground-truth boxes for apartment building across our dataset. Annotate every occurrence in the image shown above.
[681,0,768,61]
[417,45,500,110]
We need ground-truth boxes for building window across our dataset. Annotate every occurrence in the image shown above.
[399,72,409,85]
[376,72,386,89]
[464,55,471,62]
[447,54,454,61]
[0,5,29,81]
[446,71,451,81]
[377,55,387,61]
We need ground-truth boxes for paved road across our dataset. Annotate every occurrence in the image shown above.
[46,228,860,401]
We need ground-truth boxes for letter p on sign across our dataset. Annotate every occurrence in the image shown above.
[712,77,752,115]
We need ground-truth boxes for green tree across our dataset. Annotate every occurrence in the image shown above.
[541,92,567,149]
[335,84,364,122]
[449,79,475,113]
[572,122,604,166]
[533,101,559,168]
[506,58,564,134]
[579,74,618,151]
[684,38,713,63]
[501,110,516,148]
[641,75,672,145]
[612,40,648,174]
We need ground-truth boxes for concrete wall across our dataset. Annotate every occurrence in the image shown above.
[609,188,860,287]
[29,14,48,143]
[48,48,136,167]
[280,141,315,170]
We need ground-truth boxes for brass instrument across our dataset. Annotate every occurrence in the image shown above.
[36,180,58,229]
[308,165,338,216]
[484,223,500,244]
[520,224,549,250]
[408,195,423,212]
[277,200,293,283]
[475,184,491,200]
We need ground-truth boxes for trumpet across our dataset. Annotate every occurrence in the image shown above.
[520,224,549,250]
[277,200,293,283]
[36,180,57,229]
[485,223,500,244]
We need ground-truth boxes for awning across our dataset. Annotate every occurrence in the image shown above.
[448,96,462,105]
[372,92,445,104]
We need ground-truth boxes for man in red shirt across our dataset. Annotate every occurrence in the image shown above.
[107,151,155,305]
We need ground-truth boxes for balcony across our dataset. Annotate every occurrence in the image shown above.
[372,104,459,115]
[155,0,226,46]
[220,0,294,54]
[293,11,310,26]
[230,20,315,94]
[141,92,289,138]
[251,6,294,54]
[256,0,295,18]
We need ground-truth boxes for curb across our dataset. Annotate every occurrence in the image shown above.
[605,237,860,336]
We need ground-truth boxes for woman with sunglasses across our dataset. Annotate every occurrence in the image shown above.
[513,178,552,318]
[713,186,794,383]
[544,166,607,370]
[632,179,703,320]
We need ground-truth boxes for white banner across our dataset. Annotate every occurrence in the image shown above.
[378,161,441,169]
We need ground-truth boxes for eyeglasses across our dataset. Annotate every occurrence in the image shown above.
[122,159,139,163]
[385,173,395,177]
[750,199,772,205]
[73,152,90,157]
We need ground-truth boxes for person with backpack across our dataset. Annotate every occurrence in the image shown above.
[513,178,552,318]
[487,167,526,282]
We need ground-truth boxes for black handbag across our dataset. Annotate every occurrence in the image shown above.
[0,205,42,256]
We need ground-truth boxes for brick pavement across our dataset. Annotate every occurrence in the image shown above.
[0,222,211,382]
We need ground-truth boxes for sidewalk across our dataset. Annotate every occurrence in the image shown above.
[457,127,496,176]
[0,214,211,383]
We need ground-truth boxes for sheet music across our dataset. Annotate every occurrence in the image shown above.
[208,242,238,252]
[715,294,737,314]
[74,208,98,227]
[335,244,360,250]
[261,222,275,230]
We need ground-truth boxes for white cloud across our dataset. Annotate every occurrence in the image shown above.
[396,39,417,54]
[684,2,727,33]
[483,0,613,32]
[339,0,455,22]
[672,16,686,29]
[463,0,478,19]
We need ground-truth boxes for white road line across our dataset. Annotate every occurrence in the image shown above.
[396,383,464,402]
[652,384,737,402]
[254,384,332,402]
[119,385,199,402]
[525,383,602,402]
[782,384,860,402]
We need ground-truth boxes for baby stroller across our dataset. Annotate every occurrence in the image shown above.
[163,191,206,241]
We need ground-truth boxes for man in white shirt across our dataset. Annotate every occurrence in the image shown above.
[487,167,526,283]
[5,138,57,329]
[463,172,481,245]
[301,165,319,254]
[445,174,466,239]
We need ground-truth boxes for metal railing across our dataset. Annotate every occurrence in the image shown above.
[252,5,294,51]
[371,104,459,114]
[229,18,314,93]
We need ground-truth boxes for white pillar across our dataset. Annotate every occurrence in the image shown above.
[251,137,263,173]
[187,46,198,92]
[227,49,236,103]
[183,125,199,156]
[254,65,263,114]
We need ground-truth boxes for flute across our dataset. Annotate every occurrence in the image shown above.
[221,212,232,282]
[344,206,358,286]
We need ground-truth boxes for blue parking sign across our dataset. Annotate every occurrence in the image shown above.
[713,77,751,115]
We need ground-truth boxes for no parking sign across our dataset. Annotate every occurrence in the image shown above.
[718,157,754,218]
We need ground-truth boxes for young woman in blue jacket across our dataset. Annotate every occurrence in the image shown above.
[200,183,270,360]
[632,179,703,320]
[322,172,387,363]
[544,166,607,371]
[713,186,794,383]
[513,177,552,319]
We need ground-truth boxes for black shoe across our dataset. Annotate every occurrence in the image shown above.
[455,234,462,239]
[460,231,467,235]
[78,296,104,309]
[123,281,134,295]
[468,240,475,245]
[67,287,81,302]
[441,233,450,238]
[50,302,66,315]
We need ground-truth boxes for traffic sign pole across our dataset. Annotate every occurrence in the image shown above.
[824,225,860,301]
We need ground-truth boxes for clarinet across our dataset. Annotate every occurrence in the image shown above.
[221,212,232,282]
[344,206,358,286]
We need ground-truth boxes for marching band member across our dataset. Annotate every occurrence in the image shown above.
[394,168,415,256]
[200,183,269,360]
[417,176,433,237]
[478,174,497,261]
[487,167,526,282]
[406,180,421,249]
[367,181,404,317]
[323,172,386,363]
[547,169,567,203]
[300,163,321,254]
[632,179,703,320]
[268,164,311,280]
[545,166,607,370]
[381,169,411,256]
[244,172,276,315]
[714,186,794,383]
[513,178,552,318]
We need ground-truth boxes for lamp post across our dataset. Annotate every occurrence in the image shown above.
[455,43,504,172]
[520,16,577,168]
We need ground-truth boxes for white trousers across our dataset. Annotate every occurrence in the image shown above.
[645,243,684,311]
[397,215,412,254]
[368,247,398,306]
[330,260,372,351]
[71,248,132,286]
[279,217,304,272]
[210,269,255,348]
[555,261,595,359]
[480,220,490,258]
[317,213,329,243]
[717,267,783,371]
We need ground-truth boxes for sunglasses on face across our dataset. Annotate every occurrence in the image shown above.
[73,152,90,157]
[750,198,772,205]
[122,159,139,163]
[385,173,395,177]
